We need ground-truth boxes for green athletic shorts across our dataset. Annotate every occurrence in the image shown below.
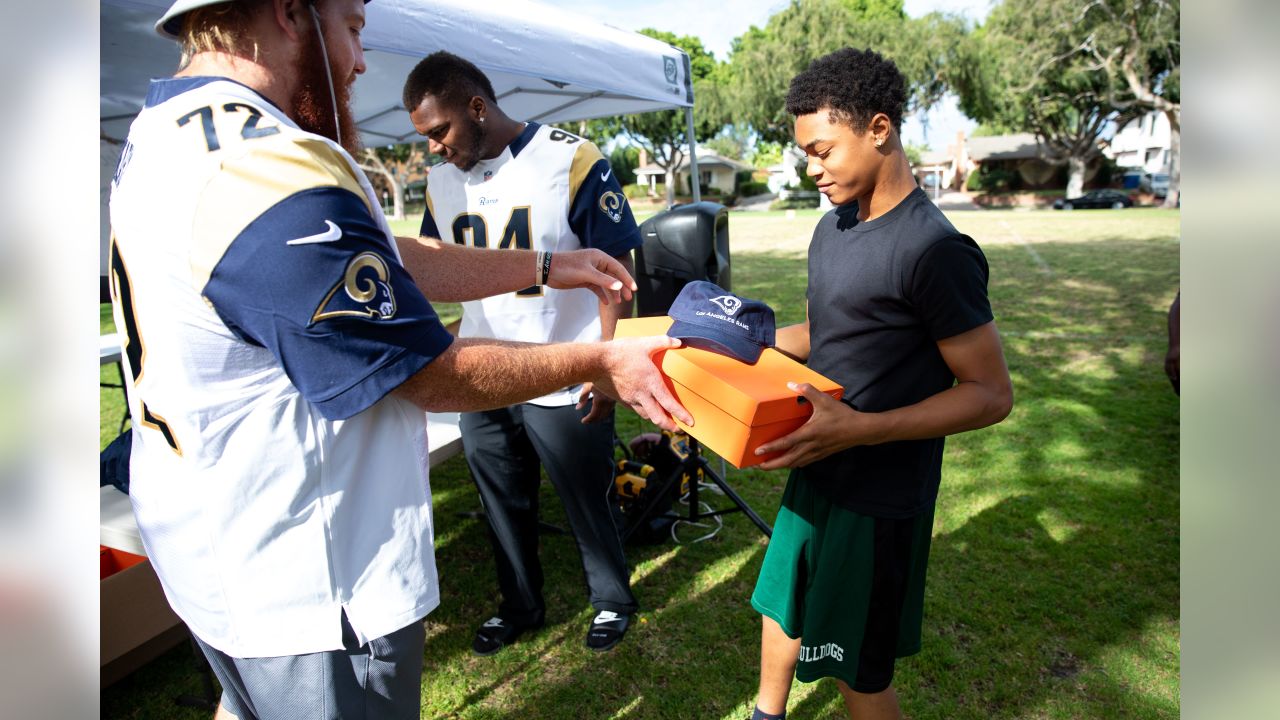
[751,470,935,693]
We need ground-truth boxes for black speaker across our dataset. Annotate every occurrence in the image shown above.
[633,202,731,317]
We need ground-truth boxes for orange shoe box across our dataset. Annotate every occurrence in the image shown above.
[615,316,843,468]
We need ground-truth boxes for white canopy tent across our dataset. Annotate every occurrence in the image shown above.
[100,0,704,273]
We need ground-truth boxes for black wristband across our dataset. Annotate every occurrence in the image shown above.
[539,251,553,286]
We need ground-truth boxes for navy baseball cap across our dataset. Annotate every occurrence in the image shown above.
[666,281,776,364]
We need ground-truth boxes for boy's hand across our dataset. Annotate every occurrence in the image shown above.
[755,383,867,469]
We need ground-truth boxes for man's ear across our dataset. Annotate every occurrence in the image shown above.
[273,0,308,43]
[469,96,488,122]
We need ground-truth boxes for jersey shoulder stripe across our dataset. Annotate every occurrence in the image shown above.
[568,140,607,203]
[191,132,369,291]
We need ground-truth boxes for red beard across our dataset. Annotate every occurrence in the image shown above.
[291,25,361,156]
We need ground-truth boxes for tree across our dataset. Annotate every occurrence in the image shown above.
[747,140,785,169]
[904,143,927,167]
[587,30,723,205]
[358,143,429,221]
[951,0,1178,200]
[1078,0,1180,206]
[703,125,755,162]
[951,0,1123,197]
[607,145,639,187]
[721,0,965,144]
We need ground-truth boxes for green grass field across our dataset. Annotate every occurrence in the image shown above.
[100,207,1179,719]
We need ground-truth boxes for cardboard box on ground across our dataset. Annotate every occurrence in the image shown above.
[100,547,186,687]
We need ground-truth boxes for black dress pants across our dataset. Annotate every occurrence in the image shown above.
[460,402,638,626]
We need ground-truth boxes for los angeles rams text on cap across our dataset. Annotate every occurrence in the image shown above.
[694,310,750,330]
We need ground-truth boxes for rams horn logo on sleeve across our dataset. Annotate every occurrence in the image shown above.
[311,252,398,324]
[598,191,625,224]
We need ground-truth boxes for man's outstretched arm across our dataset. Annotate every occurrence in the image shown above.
[396,235,636,305]
[394,334,692,432]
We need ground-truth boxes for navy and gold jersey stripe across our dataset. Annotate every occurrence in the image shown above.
[191,134,370,291]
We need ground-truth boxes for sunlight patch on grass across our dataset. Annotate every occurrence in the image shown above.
[937,491,1011,532]
[1091,614,1180,711]
[629,545,681,587]
[660,542,761,606]
[1036,508,1081,544]
[1044,437,1091,463]
[607,694,645,719]
[1089,466,1146,488]
[1043,397,1104,422]
[691,542,762,592]
[430,518,473,555]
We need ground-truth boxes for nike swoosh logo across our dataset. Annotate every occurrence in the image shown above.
[600,168,612,182]
[286,220,342,245]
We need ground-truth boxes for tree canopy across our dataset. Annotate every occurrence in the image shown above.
[720,0,966,144]
[951,0,1180,198]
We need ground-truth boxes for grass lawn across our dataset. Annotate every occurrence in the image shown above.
[101,207,1179,719]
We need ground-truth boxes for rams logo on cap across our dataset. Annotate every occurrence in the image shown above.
[599,191,625,223]
[311,252,397,324]
[709,295,742,316]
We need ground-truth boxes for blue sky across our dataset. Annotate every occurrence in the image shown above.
[540,0,994,150]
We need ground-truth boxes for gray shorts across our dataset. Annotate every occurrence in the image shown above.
[192,614,426,720]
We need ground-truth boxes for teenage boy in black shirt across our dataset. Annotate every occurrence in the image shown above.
[747,48,1014,720]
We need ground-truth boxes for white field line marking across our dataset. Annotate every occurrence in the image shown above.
[999,219,1053,276]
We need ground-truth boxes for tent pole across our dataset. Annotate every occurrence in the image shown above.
[685,106,701,204]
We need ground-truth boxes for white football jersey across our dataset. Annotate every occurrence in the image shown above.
[109,77,455,658]
[421,123,641,406]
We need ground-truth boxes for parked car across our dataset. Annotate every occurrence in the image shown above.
[1138,172,1171,198]
[1053,189,1134,210]
[1148,173,1170,198]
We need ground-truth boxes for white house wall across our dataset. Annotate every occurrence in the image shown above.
[1107,111,1172,174]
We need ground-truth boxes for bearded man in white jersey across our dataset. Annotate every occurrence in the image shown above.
[108,2,689,717]
[403,51,643,655]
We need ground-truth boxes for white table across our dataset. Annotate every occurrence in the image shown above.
[100,332,122,366]
[425,412,463,468]
[101,412,466,555]
[101,333,130,431]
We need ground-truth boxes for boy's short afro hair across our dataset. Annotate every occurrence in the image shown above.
[785,48,907,132]
[402,51,497,112]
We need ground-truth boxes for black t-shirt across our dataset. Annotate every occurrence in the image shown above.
[802,188,993,517]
